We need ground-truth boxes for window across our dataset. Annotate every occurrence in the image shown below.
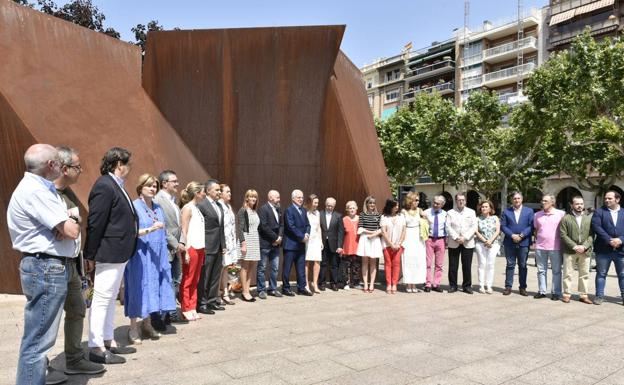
[385,69,401,82]
[368,94,374,107]
[385,88,400,103]
[366,78,373,89]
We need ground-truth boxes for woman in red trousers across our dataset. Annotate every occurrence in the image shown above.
[380,199,406,294]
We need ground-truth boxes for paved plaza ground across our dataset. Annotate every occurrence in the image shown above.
[1,254,624,385]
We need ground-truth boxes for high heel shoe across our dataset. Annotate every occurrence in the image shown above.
[241,294,256,302]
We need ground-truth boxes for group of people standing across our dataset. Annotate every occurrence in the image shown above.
[7,143,624,385]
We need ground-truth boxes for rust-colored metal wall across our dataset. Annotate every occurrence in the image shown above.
[0,1,209,293]
[142,26,390,210]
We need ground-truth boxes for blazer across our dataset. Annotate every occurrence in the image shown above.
[500,205,534,248]
[319,210,345,252]
[197,198,226,255]
[446,207,477,249]
[283,204,311,251]
[560,213,593,255]
[84,174,138,263]
[153,190,185,258]
[591,206,624,254]
[258,202,283,249]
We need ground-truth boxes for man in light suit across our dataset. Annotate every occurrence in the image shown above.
[153,170,188,327]
[319,197,345,291]
[591,190,624,305]
[500,191,534,296]
[196,179,226,314]
[282,189,313,296]
[446,192,477,294]
[257,190,284,299]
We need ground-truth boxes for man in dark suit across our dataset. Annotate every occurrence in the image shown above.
[319,197,345,291]
[84,147,138,364]
[282,189,313,296]
[196,179,226,314]
[591,190,624,305]
[257,190,284,299]
[500,191,534,296]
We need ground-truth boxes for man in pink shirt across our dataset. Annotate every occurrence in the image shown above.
[533,194,566,300]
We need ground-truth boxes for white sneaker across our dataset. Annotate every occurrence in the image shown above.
[406,288,413,293]
[486,287,493,294]
[479,287,486,294]
[343,285,351,291]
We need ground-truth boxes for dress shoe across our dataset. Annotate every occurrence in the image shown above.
[89,350,126,365]
[197,306,215,315]
[448,286,458,293]
[463,287,473,294]
[330,283,339,291]
[298,289,314,296]
[64,358,106,375]
[562,296,571,303]
[106,346,136,355]
[168,312,190,324]
[503,287,512,296]
[550,294,561,301]
[519,288,528,296]
[268,290,283,297]
[46,368,68,385]
[319,284,326,291]
[208,303,226,311]
[579,297,592,304]
[431,286,443,293]
[424,287,431,293]
[534,293,547,299]
[593,297,603,305]
[282,290,295,297]
[258,291,268,299]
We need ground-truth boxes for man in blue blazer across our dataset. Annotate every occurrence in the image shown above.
[500,191,534,296]
[590,190,624,305]
[282,189,313,296]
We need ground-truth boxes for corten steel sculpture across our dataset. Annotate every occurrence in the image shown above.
[142,27,391,209]
[0,1,208,293]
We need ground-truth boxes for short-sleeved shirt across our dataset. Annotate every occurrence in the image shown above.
[534,209,566,251]
[7,172,74,257]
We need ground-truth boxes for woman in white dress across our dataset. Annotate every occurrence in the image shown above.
[218,184,238,305]
[305,194,323,293]
[401,191,427,293]
[237,189,261,302]
[357,196,383,293]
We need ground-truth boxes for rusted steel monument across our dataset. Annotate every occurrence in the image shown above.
[0,1,390,293]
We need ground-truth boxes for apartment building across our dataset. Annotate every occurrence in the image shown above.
[361,53,407,120]
[456,8,547,106]
[403,39,456,105]
[548,0,623,51]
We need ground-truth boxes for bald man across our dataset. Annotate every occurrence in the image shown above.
[319,197,345,291]
[8,144,81,385]
[257,190,284,298]
[282,189,312,296]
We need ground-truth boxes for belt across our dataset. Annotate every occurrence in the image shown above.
[429,236,445,240]
[23,252,70,265]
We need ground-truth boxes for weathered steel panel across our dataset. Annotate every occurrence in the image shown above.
[0,1,209,293]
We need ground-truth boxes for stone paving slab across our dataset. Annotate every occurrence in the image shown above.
[1,254,623,385]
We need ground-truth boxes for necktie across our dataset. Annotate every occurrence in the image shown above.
[433,211,439,238]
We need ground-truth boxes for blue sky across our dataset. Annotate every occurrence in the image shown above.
[93,0,548,67]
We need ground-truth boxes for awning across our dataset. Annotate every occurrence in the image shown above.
[410,48,453,65]
[549,9,576,26]
[575,0,615,17]
[549,0,615,26]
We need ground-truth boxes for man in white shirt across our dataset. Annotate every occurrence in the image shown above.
[7,144,80,385]
[446,192,478,294]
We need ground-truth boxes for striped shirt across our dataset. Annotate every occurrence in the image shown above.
[359,212,381,231]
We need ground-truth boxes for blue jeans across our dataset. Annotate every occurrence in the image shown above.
[258,247,280,293]
[504,246,529,289]
[595,252,624,298]
[535,249,562,295]
[17,256,68,385]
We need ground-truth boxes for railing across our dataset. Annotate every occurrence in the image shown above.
[483,37,537,59]
[484,62,536,83]
[377,74,404,87]
[461,53,483,67]
[360,53,405,73]
[462,76,483,90]
[404,82,455,98]
[405,60,455,78]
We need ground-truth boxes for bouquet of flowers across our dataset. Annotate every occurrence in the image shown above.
[226,263,242,292]
[81,276,93,308]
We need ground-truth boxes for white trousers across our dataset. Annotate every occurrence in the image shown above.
[88,262,127,347]
[475,242,499,289]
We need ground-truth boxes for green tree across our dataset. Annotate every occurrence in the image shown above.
[131,20,164,54]
[523,31,624,197]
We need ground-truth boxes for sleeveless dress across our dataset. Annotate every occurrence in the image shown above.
[401,209,426,284]
[306,210,323,261]
[238,208,261,261]
[124,199,176,318]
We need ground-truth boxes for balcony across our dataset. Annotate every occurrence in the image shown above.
[404,60,455,82]
[461,76,483,90]
[403,81,455,101]
[498,91,529,105]
[549,15,619,48]
[460,53,483,68]
[377,74,404,88]
[483,62,536,87]
[483,37,538,64]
